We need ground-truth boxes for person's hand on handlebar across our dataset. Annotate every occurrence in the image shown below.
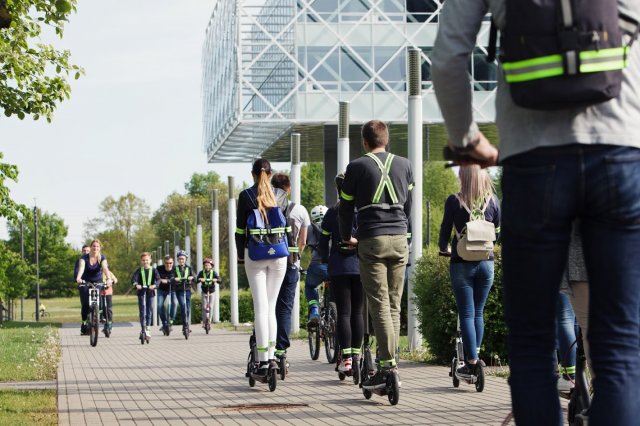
[135,284,142,290]
[342,237,358,246]
[444,132,498,169]
[76,277,83,284]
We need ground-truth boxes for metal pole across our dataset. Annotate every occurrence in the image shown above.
[185,220,191,268]
[34,206,40,323]
[291,133,301,334]
[196,207,203,297]
[20,221,24,321]
[407,48,423,351]
[174,231,180,259]
[155,246,162,326]
[228,177,239,325]
[164,240,170,259]
[337,101,350,174]
[212,190,220,323]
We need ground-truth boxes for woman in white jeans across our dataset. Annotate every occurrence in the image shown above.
[235,158,289,376]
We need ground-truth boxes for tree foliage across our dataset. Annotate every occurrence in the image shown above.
[0,240,33,300]
[6,208,77,297]
[301,162,325,209]
[0,152,26,221]
[0,0,83,121]
[424,162,459,246]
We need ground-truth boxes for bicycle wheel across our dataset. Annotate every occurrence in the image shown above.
[89,305,99,347]
[308,323,320,360]
[324,302,339,363]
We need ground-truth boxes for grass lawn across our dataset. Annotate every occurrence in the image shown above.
[0,322,61,382]
[24,295,140,324]
[0,390,56,425]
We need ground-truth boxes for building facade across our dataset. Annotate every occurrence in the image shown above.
[202,0,497,166]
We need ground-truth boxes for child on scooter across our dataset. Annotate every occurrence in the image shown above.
[198,258,220,327]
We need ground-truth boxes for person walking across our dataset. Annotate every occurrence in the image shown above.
[339,120,413,390]
[271,173,310,361]
[438,165,500,377]
[235,158,289,377]
[432,1,640,423]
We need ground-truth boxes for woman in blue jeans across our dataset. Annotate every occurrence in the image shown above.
[439,165,500,375]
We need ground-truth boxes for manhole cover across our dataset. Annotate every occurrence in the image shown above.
[222,403,308,411]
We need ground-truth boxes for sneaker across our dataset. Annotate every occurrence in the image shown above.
[362,370,387,390]
[255,362,269,377]
[557,377,575,392]
[338,358,353,373]
[308,306,320,325]
[145,326,151,337]
[108,323,113,332]
[80,324,86,335]
[456,362,477,377]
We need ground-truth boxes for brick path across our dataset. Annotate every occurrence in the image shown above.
[57,322,564,425]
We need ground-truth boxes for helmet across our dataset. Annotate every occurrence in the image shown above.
[310,205,328,225]
[203,258,214,266]
[177,250,188,259]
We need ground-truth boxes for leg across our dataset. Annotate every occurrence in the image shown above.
[305,263,325,319]
[176,291,185,325]
[359,235,395,367]
[580,146,640,424]
[387,234,408,361]
[105,295,113,323]
[275,265,299,353]
[185,291,192,327]
[145,292,154,327]
[169,291,178,323]
[569,281,591,373]
[472,261,494,358]
[266,257,287,360]
[157,290,167,326]
[450,262,479,362]
[245,254,270,362]
[137,292,146,329]
[79,286,90,322]
[350,275,365,353]
[556,293,577,379]
[332,275,353,355]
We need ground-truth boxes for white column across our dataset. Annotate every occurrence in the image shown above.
[212,189,220,323]
[228,176,239,326]
[185,220,191,267]
[174,231,180,259]
[290,133,301,334]
[407,48,424,351]
[337,101,350,174]
[196,206,203,296]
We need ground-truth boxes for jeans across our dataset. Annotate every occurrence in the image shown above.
[157,289,177,327]
[137,290,154,329]
[304,262,328,308]
[99,294,113,323]
[502,145,640,425]
[556,292,576,376]
[358,234,408,367]
[449,261,494,362]
[275,264,300,352]
[176,290,191,327]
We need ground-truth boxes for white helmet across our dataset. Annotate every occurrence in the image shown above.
[310,205,328,225]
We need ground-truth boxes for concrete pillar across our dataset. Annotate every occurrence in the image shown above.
[337,101,350,174]
[228,176,239,326]
[291,133,301,334]
[212,189,220,323]
[196,206,203,296]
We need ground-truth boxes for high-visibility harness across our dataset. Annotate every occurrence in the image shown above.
[357,153,403,212]
[140,268,153,288]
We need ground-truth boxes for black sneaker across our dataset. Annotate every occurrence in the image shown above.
[80,324,86,335]
[255,362,269,377]
[362,370,387,390]
[456,363,477,377]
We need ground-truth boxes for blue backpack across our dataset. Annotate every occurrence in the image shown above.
[245,188,289,261]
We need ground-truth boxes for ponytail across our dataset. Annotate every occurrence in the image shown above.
[256,169,277,223]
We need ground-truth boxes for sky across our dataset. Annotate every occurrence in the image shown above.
[0,0,284,247]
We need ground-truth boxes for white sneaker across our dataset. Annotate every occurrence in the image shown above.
[557,377,574,392]
[145,327,151,337]
[338,358,352,372]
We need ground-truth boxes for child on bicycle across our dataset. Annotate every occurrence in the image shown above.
[198,258,220,327]
[131,252,159,338]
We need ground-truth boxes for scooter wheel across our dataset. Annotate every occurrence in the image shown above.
[268,367,277,392]
[387,370,400,406]
[363,388,372,400]
[352,358,360,385]
[279,357,286,381]
[140,334,145,345]
[338,372,346,381]
[249,375,256,388]
[475,363,485,393]
[451,358,460,388]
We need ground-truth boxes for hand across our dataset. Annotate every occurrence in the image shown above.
[150,285,156,290]
[161,279,168,284]
[448,132,498,168]
[198,278,204,283]
[188,276,194,281]
[136,284,142,290]
[342,237,358,246]
[76,278,83,284]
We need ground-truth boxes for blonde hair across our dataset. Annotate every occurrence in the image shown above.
[89,239,102,264]
[256,169,277,223]
[140,252,151,259]
[458,165,495,210]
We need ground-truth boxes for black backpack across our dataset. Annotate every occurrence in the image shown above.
[488,0,638,110]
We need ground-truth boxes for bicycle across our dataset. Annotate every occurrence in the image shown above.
[80,281,108,347]
[307,280,339,363]
[32,310,49,319]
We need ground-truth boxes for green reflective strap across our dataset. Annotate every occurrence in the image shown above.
[579,46,627,61]
[408,183,414,191]
[257,347,268,353]
[140,268,153,287]
[235,227,246,235]
[561,365,576,375]
[580,59,628,73]
[505,67,564,83]
[406,233,412,239]
[379,358,397,368]
[502,54,563,71]
[275,349,286,356]
[321,229,331,236]
[308,300,318,306]
[351,348,361,355]
[340,190,354,201]
[342,348,352,355]
[288,247,299,253]
[384,154,398,203]
[367,153,398,204]
[495,226,501,233]
[248,227,287,235]
[175,266,189,281]
[285,226,292,232]
[269,340,276,347]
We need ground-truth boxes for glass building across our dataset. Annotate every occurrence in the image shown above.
[202,0,497,178]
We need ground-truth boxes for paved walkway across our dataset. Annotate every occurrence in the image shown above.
[57,322,565,425]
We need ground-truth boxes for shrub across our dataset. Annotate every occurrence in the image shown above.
[413,246,507,363]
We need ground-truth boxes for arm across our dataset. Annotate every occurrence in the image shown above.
[492,196,501,242]
[318,210,332,263]
[235,190,249,261]
[405,162,414,241]
[297,225,308,255]
[75,259,85,283]
[100,257,113,284]
[152,269,160,289]
[131,270,141,290]
[339,163,357,243]
[439,195,457,253]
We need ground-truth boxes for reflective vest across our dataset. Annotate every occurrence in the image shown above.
[357,153,403,212]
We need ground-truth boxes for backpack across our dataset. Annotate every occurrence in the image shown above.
[454,195,496,261]
[284,202,301,265]
[245,188,289,261]
[489,0,639,109]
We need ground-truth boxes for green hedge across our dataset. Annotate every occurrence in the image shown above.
[413,246,507,363]
[175,289,309,328]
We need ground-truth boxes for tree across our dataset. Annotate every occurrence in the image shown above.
[0,241,33,300]
[301,162,324,209]
[0,0,83,121]
[0,152,26,221]
[424,161,459,246]
[6,208,77,297]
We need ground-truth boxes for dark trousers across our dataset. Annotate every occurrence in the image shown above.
[79,286,90,322]
[275,265,300,352]
[502,146,640,425]
[332,274,364,355]
[137,290,153,329]
[100,294,113,322]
